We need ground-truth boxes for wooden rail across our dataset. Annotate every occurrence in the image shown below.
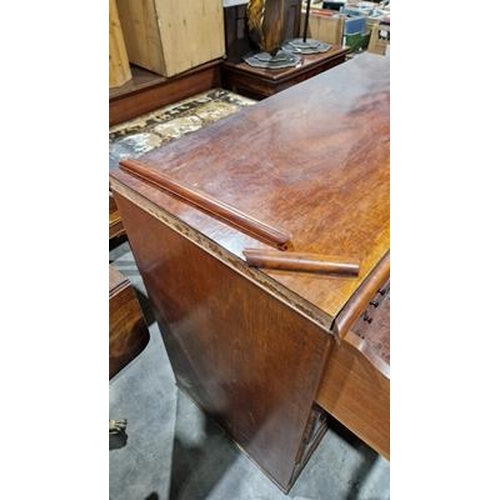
[119,159,293,250]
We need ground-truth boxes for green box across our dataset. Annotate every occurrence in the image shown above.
[344,32,370,52]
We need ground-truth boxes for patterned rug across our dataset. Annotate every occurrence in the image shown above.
[109,89,256,170]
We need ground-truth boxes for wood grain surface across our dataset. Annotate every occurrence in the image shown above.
[115,194,332,491]
[333,251,390,338]
[109,0,131,88]
[316,335,390,459]
[111,53,390,326]
[109,192,126,239]
[117,0,224,77]
[109,60,221,126]
[109,54,390,480]
[119,158,292,249]
[243,248,360,275]
[222,45,348,99]
[223,45,347,82]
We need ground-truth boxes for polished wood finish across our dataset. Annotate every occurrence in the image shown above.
[109,0,131,88]
[109,60,221,126]
[348,283,390,375]
[114,194,332,492]
[109,265,149,378]
[120,159,292,250]
[316,331,390,459]
[243,249,360,275]
[333,252,390,338]
[317,277,390,457]
[221,45,348,99]
[316,272,390,459]
[117,0,225,77]
[112,53,389,327]
[110,53,390,486]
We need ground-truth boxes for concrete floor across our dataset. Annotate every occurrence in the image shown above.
[109,239,390,500]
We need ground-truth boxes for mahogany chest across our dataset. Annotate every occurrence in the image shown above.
[110,53,390,491]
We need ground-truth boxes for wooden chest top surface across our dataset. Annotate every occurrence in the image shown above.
[222,45,349,82]
[110,53,390,324]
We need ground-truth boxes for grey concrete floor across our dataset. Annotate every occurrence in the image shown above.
[109,239,390,500]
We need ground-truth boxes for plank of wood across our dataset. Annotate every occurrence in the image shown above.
[116,0,166,75]
[156,0,225,76]
[109,0,132,88]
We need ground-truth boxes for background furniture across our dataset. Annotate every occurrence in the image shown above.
[109,265,149,378]
[116,0,225,78]
[109,0,131,88]
[109,0,226,125]
[222,45,348,99]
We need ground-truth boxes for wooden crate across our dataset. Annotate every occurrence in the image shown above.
[368,22,390,55]
[109,0,131,88]
[117,0,225,77]
[300,10,344,46]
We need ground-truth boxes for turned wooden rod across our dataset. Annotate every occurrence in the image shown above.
[119,159,292,250]
[243,249,360,275]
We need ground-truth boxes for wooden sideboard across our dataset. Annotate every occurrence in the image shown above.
[110,53,390,491]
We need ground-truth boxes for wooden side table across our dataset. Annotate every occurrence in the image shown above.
[109,265,149,378]
[221,45,349,99]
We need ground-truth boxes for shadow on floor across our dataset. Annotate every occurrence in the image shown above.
[327,416,383,499]
[109,431,128,451]
[168,397,239,500]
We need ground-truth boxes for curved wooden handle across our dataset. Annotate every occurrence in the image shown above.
[243,248,360,275]
[333,251,390,338]
[119,159,292,250]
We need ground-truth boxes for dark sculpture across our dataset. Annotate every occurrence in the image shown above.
[247,0,286,56]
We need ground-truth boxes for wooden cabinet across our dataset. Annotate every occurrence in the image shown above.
[222,45,348,99]
[116,0,225,77]
[110,53,390,490]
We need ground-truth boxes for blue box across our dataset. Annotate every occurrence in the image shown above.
[344,16,366,35]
